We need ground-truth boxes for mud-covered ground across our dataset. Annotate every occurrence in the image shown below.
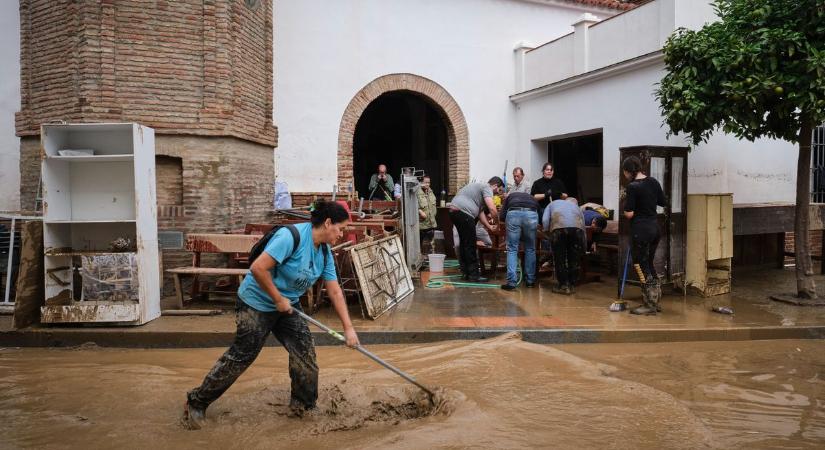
[1,336,822,449]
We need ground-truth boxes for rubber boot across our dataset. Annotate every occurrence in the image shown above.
[654,277,663,312]
[629,282,657,315]
[182,400,207,430]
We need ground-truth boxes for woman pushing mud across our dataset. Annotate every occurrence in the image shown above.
[183,200,359,430]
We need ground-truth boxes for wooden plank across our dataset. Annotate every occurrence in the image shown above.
[185,234,258,253]
[166,267,248,275]
[706,196,722,260]
[12,221,44,329]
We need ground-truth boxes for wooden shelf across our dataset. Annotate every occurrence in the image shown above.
[46,155,133,162]
[44,219,136,224]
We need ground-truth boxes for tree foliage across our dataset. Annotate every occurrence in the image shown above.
[656,0,825,144]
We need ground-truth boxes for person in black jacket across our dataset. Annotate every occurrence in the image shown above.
[530,162,568,216]
[622,156,667,315]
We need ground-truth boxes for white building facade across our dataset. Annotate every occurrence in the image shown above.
[0,0,802,212]
[512,0,798,211]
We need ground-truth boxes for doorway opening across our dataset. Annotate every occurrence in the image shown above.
[352,91,448,199]
[547,132,603,204]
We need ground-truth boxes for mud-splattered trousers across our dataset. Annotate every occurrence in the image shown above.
[187,299,318,411]
[550,227,585,287]
[630,221,660,283]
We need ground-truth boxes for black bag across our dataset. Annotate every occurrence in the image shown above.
[248,224,328,269]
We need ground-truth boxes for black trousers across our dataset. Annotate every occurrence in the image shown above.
[550,227,585,286]
[631,231,660,283]
[449,209,480,277]
[187,299,318,411]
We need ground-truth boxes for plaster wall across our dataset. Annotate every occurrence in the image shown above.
[514,62,798,211]
[273,0,616,193]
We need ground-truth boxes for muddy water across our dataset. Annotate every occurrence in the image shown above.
[0,337,821,449]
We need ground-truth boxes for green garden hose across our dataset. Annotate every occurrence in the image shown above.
[425,259,522,289]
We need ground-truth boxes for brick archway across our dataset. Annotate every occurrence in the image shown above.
[337,73,469,194]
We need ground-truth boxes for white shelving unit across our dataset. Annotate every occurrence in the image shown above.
[40,123,160,325]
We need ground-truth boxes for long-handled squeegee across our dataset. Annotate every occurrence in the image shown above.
[294,309,436,402]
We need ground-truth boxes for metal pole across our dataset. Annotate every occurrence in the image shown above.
[294,309,435,398]
[4,217,15,303]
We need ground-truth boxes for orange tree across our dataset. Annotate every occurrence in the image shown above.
[656,0,825,300]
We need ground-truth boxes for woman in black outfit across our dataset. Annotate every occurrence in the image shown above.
[622,156,666,315]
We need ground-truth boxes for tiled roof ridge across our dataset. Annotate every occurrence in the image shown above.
[566,0,642,11]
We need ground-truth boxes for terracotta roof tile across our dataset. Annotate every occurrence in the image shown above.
[566,0,642,11]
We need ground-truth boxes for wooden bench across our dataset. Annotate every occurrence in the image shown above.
[167,233,259,308]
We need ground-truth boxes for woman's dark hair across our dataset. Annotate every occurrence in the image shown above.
[488,176,504,188]
[593,215,608,231]
[542,162,553,172]
[311,199,349,227]
[621,156,643,178]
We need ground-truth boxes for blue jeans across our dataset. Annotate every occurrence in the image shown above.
[505,210,538,285]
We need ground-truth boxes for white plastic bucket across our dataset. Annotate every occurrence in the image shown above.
[428,253,446,272]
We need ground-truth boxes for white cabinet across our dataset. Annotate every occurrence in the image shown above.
[686,194,733,297]
[40,123,160,325]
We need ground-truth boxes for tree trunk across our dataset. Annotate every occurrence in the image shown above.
[794,120,817,299]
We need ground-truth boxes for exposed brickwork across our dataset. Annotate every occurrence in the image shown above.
[15,0,277,147]
[337,74,470,195]
[18,137,40,212]
[784,231,823,266]
[155,156,183,206]
[154,136,274,295]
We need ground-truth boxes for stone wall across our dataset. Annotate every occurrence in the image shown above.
[155,135,274,295]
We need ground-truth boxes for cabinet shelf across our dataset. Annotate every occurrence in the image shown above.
[45,219,136,224]
[46,155,134,162]
[45,249,136,257]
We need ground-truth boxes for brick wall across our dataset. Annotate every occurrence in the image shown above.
[16,1,278,296]
[155,136,274,295]
[16,0,277,147]
[783,231,823,266]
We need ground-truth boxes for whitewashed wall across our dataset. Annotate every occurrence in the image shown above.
[514,62,798,211]
[273,0,617,192]
[0,2,21,211]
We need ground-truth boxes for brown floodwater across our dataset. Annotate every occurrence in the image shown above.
[0,336,822,449]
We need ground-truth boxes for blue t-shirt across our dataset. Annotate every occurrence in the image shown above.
[238,223,337,312]
[583,209,602,226]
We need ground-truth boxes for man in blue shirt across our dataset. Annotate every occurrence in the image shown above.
[499,192,540,290]
[184,201,359,429]
[543,198,586,295]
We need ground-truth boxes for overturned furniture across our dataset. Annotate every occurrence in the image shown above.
[166,233,257,309]
[40,123,161,325]
[349,235,414,319]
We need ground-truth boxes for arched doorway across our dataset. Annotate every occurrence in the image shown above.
[337,74,469,196]
[353,91,448,198]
